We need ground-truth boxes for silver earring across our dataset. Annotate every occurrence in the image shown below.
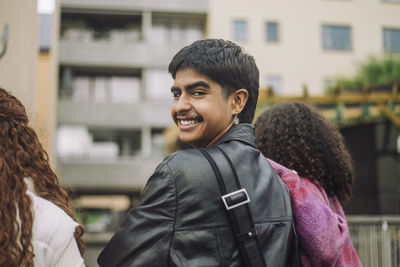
[233,114,239,125]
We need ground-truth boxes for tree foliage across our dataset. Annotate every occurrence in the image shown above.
[325,57,400,94]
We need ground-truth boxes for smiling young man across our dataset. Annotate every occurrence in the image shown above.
[171,68,248,148]
[98,39,299,267]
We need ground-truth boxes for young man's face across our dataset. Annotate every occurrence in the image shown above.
[170,68,236,148]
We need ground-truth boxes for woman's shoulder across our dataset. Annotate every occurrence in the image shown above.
[26,190,79,261]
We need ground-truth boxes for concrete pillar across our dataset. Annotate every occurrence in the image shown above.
[141,126,152,157]
[141,10,152,42]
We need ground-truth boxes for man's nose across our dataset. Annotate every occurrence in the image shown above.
[175,94,191,111]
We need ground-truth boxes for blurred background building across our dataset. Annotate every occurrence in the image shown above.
[209,0,400,96]
[207,2,400,266]
[1,0,400,266]
[55,0,207,265]
[56,0,206,193]
[0,0,38,118]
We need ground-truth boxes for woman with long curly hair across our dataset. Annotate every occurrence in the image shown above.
[255,102,361,266]
[0,87,85,266]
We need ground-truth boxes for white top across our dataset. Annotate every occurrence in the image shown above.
[26,189,85,267]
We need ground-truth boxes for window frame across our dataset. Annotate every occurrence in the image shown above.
[263,74,282,95]
[232,19,248,42]
[381,0,400,4]
[383,27,400,53]
[321,24,353,51]
[265,21,280,43]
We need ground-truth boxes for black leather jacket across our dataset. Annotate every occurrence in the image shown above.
[98,124,298,267]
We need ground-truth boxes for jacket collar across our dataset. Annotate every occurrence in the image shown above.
[212,123,256,148]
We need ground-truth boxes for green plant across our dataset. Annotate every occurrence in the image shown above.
[325,57,400,94]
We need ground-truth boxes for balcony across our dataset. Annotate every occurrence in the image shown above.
[59,41,185,68]
[57,156,162,192]
[60,0,208,14]
[57,100,173,128]
[59,5,206,68]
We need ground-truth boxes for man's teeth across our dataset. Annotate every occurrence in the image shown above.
[180,120,197,126]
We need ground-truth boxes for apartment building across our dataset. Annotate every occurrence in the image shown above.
[206,3,400,265]
[208,0,400,95]
[55,1,207,263]
[206,0,400,214]
[55,0,207,264]
[56,0,206,191]
[56,0,400,200]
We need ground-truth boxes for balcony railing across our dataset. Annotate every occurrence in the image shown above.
[57,156,163,192]
[57,100,173,128]
[348,216,400,267]
[61,0,208,13]
[59,40,185,68]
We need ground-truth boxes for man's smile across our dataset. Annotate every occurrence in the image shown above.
[176,115,203,129]
[179,120,197,126]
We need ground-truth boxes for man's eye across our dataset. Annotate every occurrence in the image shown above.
[172,91,181,98]
[193,91,205,96]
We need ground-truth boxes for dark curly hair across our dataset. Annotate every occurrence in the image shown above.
[0,87,85,266]
[254,102,354,204]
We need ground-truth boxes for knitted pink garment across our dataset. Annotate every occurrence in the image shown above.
[268,159,362,267]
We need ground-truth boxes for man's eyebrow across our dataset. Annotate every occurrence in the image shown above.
[171,81,210,93]
[185,81,210,91]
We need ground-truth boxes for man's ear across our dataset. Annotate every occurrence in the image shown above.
[231,89,249,114]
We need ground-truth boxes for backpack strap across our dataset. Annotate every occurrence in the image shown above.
[199,146,267,267]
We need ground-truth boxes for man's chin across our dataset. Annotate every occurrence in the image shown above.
[179,136,193,146]
[178,135,201,148]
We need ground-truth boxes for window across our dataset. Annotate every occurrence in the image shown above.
[266,22,279,42]
[322,25,352,50]
[233,20,247,41]
[57,126,142,159]
[60,12,142,42]
[57,127,164,159]
[383,28,400,53]
[264,75,282,95]
[323,78,337,92]
[382,0,400,3]
[39,14,52,51]
[146,69,174,100]
[59,67,142,103]
[109,77,140,103]
[150,15,204,44]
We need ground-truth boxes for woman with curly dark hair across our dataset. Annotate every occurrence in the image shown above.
[0,87,85,266]
[255,102,361,267]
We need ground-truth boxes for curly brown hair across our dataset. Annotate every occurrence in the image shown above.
[0,87,85,266]
[254,102,354,205]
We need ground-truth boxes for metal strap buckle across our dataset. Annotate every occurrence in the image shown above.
[221,188,250,210]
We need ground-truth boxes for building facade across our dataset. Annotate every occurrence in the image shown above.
[56,0,207,193]
[55,1,207,265]
[208,0,400,95]
[54,1,400,265]
[0,0,38,113]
